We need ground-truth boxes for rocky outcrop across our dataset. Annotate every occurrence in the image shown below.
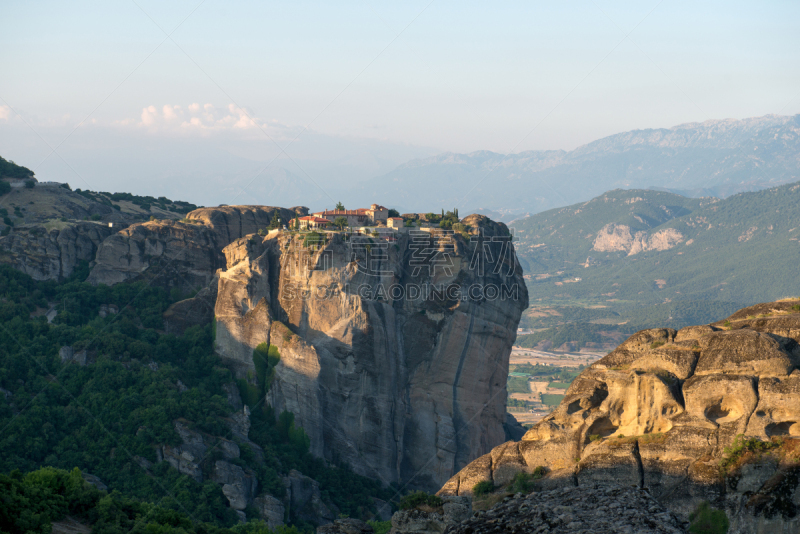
[163,276,218,335]
[439,299,800,532]
[284,469,336,524]
[214,217,528,490]
[317,518,374,534]
[255,494,286,530]
[389,496,472,534]
[88,205,306,291]
[0,222,114,280]
[445,484,686,534]
[592,223,684,255]
[212,460,258,511]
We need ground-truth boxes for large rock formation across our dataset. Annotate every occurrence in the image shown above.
[1,222,115,280]
[214,216,528,489]
[88,205,306,291]
[439,299,800,533]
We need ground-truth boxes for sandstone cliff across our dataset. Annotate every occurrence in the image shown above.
[215,216,528,490]
[1,222,115,280]
[0,185,141,280]
[88,205,306,291]
[439,298,800,533]
[592,223,684,255]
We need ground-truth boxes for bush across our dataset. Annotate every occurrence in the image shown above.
[24,179,35,189]
[90,214,101,221]
[650,340,665,349]
[719,434,780,474]
[532,466,546,479]
[689,501,729,534]
[472,480,494,497]
[398,491,442,511]
[0,181,10,195]
[590,434,602,442]
[508,472,536,494]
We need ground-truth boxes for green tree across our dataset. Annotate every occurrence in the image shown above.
[335,202,345,210]
[388,208,400,217]
[268,210,282,230]
[333,217,348,231]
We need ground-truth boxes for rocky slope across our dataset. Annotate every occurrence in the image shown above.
[445,484,686,534]
[214,215,528,489]
[440,299,800,533]
[88,205,306,291]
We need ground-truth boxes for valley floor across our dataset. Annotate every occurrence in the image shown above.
[506,347,606,426]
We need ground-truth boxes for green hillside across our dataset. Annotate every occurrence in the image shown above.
[0,265,392,531]
[512,183,800,348]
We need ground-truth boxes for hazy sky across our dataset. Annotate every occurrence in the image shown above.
[1,0,799,203]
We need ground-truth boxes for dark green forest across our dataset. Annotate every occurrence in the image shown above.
[0,264,392,532]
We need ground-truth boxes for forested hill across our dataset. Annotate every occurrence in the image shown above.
[513,182,800,349]
[0,264,392,533]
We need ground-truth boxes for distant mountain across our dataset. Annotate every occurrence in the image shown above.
[344,114,800,220]
[511,182,800,348]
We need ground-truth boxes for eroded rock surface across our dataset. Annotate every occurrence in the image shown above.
[88,205,306,291]
[439,299,800,532]
[214,216,528,490]
[592,223,684,255]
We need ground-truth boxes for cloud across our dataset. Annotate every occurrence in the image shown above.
[121,102,273,135]
[0,105,10,120]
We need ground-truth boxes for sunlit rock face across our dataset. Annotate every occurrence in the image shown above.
[88,205,306,291]
[439,299,800,533]
[214,217,528,490]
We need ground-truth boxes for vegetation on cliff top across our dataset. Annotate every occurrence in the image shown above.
[0,155,34,180]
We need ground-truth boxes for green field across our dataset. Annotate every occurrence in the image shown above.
[507,376,530,394]
[548,382,570,389]
[541,394,565,407]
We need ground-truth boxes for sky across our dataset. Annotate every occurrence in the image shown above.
[1,0,799,206]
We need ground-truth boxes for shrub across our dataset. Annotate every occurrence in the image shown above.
[398,491,442,511]
[303,231,326,248]
[90,214,101,221]
[0,181,10,195]
[532,466,546,479]
[650,340,665,349]
[24,179,35,189]
[689,501,729,534]
[589,434,602,442]
[723,320,731,328]
[508,472,537,494]
[472,480,494,497]
[720,434,780,474]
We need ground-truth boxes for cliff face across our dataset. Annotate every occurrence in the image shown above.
[1,222,114,280]
[214,216,528,489]
[440,299,800,533]
[88,205,306,291]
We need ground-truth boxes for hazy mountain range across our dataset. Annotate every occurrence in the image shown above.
[358,113,800,220]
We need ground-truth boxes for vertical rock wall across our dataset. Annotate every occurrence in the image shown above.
[214,218,528,490]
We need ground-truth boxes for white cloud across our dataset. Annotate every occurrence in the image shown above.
[0,105,10,120]
[141,105,158,126]
[122,102,271,135]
